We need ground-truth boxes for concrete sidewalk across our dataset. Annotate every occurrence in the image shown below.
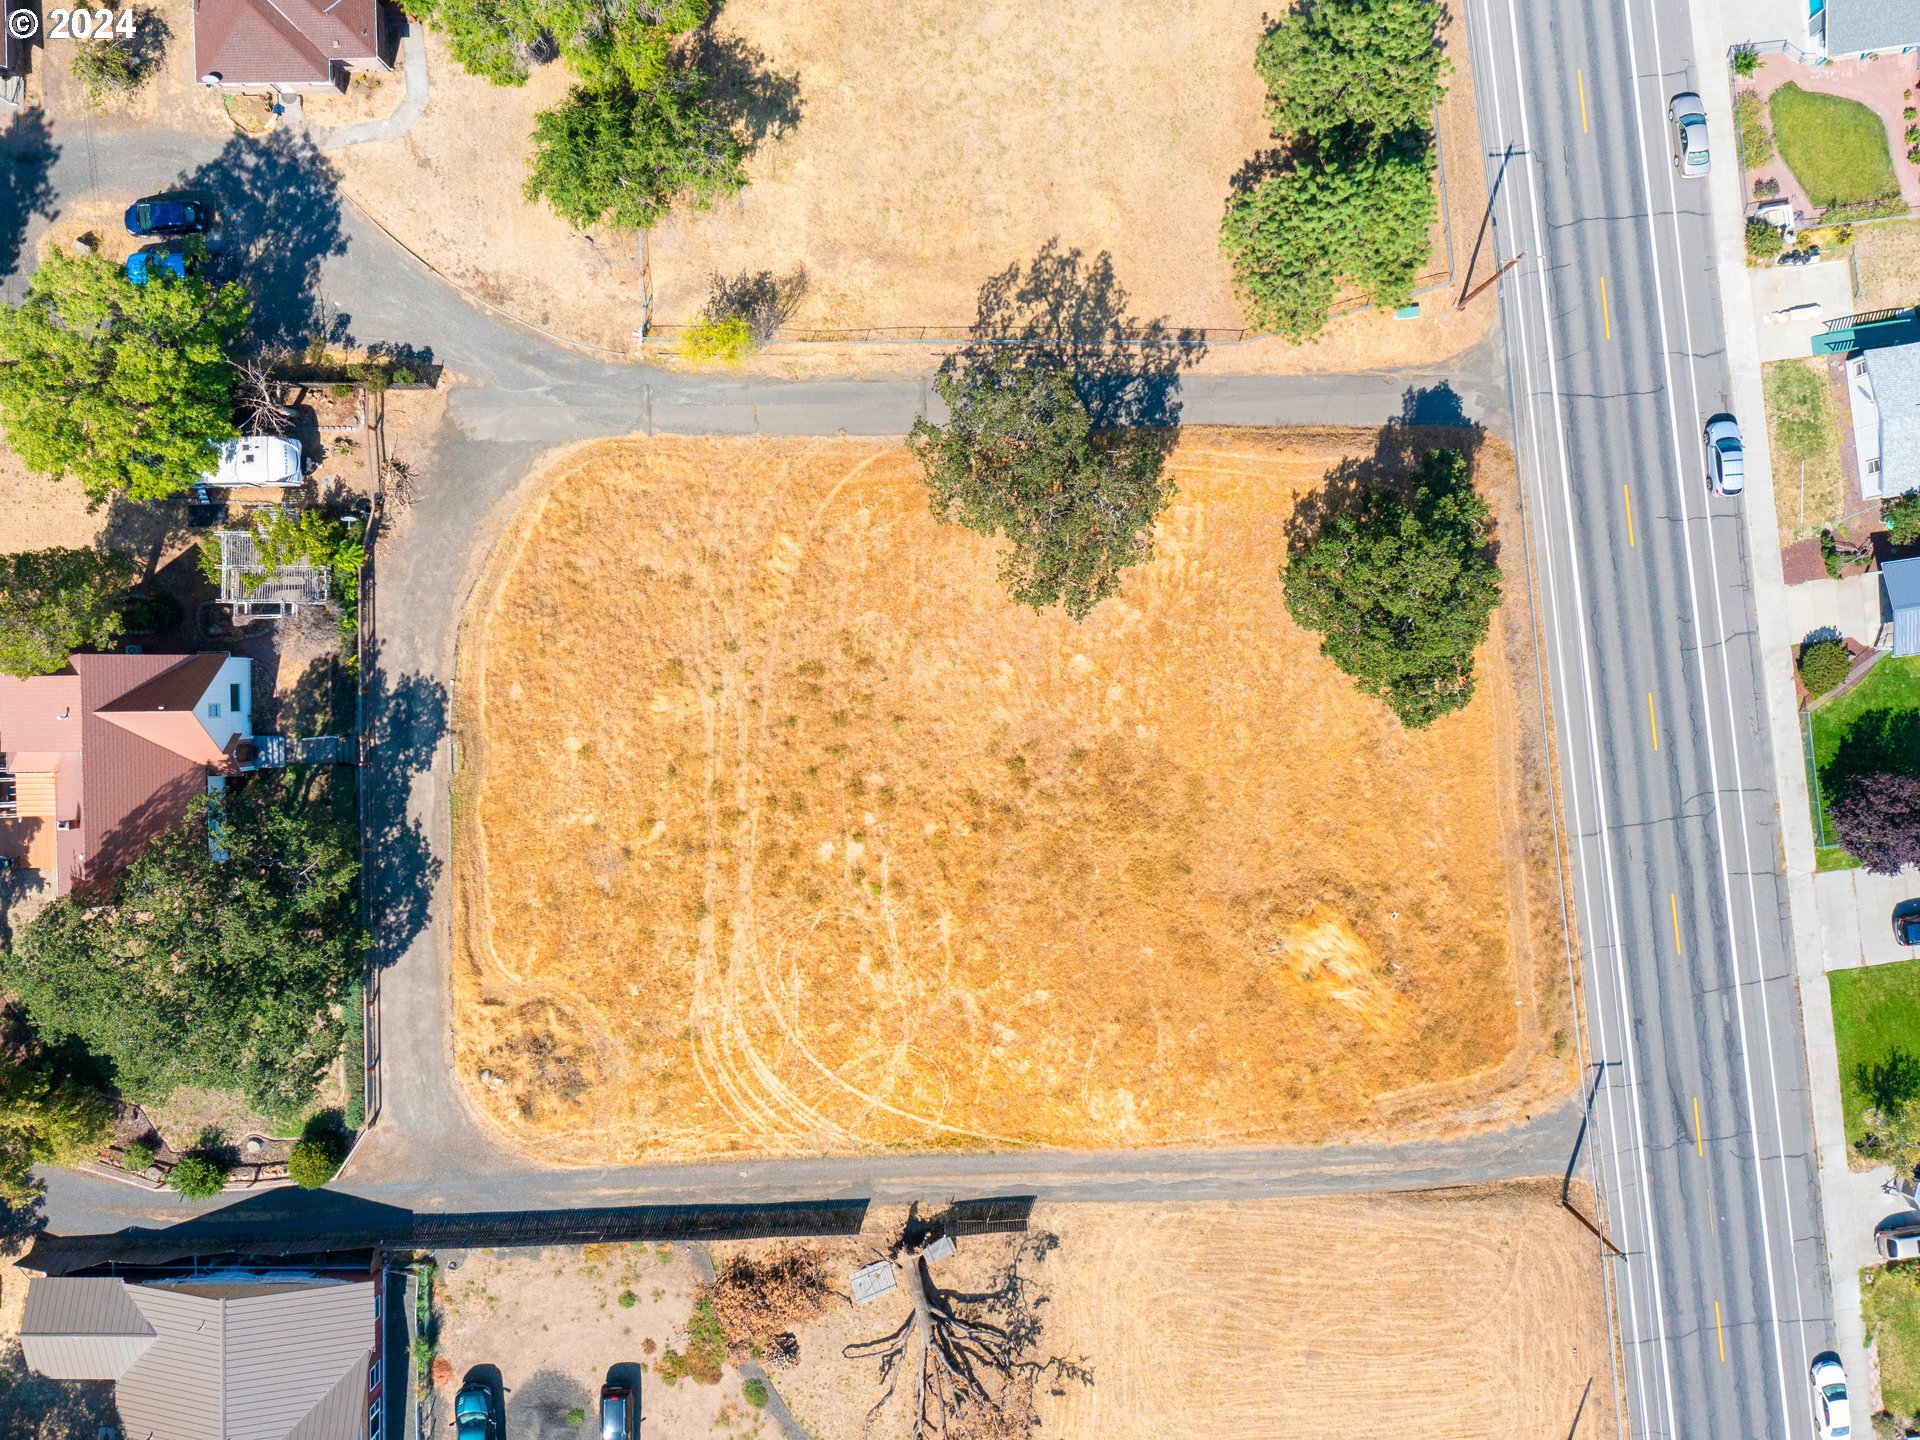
[1705,0,1919,1406]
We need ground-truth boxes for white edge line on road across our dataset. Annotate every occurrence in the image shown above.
[1483,0,1682,1433]
[1459,12,1631,1438]
[1621,0,1807,1429]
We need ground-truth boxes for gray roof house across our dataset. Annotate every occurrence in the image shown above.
[1817,0,1920,57]
[1887,557,1920,658]
[1844,341,1920,501]
[20,1271,384,1440]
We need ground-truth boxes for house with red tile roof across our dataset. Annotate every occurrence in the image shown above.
[0,653,254,897]
[192,0,388,92]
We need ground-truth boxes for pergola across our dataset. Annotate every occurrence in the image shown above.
[213,524,330,619]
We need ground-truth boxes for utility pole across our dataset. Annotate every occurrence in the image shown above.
[1456,252,1525,310]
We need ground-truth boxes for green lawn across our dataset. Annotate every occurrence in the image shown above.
[1809,656,1920,855]
[1866,1261,1920,1421]
[1770,83,1900,207]
[1831,957,1920,1149]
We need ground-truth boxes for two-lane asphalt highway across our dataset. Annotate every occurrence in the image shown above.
[1460,0,1831,1435]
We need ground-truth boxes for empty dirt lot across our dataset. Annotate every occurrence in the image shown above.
[453,429,1571,1163]
[731,1184,1615,1440]
[337,2,1491,371]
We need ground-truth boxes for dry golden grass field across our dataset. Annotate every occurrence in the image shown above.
[736,1185,1614,1440]
[334,2,1492,370]
[453,429,1572,1163]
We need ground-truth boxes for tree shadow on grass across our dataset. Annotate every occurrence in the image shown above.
[0,108,58,290]
[1825,707,1920,803]
[706,265,808,341]
[690,26,803,153]
[958,237,1207,432]
[1859,1048,1920,1116]
[179,131,350,352]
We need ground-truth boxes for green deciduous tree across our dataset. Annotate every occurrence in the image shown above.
[0,252,249,502]
[1255,0,1449,136]
[0,547,137,678]
[1283,447,1502,728]
[1222,0,1448,341]
[1,778,362,1112]
[1221,137,1438,339]
[907,355,1173,620]
[524,67,746,230]
[1885,491,1920,546]
[408,0,709,86]
[0,1042,111,1203]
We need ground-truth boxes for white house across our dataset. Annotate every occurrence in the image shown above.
[1844,342,1920,500]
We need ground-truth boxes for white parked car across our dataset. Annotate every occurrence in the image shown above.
[1704,414,1746,498]
[199,435,303,488]
[1811,1354,1851,1440]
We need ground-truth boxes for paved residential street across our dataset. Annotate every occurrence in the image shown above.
[1464,0,1833,1436]
[4,109,1591,1238]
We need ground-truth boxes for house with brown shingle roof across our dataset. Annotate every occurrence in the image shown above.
[20,1267,387,1440]
[0,653,254,896]
[193,0,389,92]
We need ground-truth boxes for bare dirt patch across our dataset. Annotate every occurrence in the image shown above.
[714,1184,1613,1440]
[331,3,1490,371]
[453,429,1572,1163]
[432,1243,771,1440]
[1856,217,1920,310]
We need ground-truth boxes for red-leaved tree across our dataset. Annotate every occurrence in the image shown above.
[1832,772,1920,874]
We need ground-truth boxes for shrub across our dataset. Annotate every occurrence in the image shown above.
[1735,90,1773,168]
[659,1298,726,1385]
[121,1139,157,1173]
[564,1410,585,1427]
[1746,218,1785,262]
[330,382,354,400]
[618,1289,638,1308]
[1732,45,1758,77]
[392,366,417,386]
[342,979,366,1131]
[288,1131,347,1189]
[679,315,754,369]
[69,37,144,104]
[1799,639,1853,697]
[1753,176,1781,199]
[742,1380,768,1410]
[166,1154,228,1200]
[1887,492,1920,546]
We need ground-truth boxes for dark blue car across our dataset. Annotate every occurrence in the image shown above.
[126,246,191,285]
[124,196,210,237]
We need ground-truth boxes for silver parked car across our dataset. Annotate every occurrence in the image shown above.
[1670,92,1709,177]
[1705,414,1745,498]
[1878,1222,1920,1260]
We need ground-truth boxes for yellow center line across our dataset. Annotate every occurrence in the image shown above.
[1623,485,1636,547]
[1671,893,1684,955]
[1648,692,1659,750]
[1693,1094,1703,1155]
[1715,1301,1726,1362]
[1600,276,1612,340]
[1578,67,1590,134]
